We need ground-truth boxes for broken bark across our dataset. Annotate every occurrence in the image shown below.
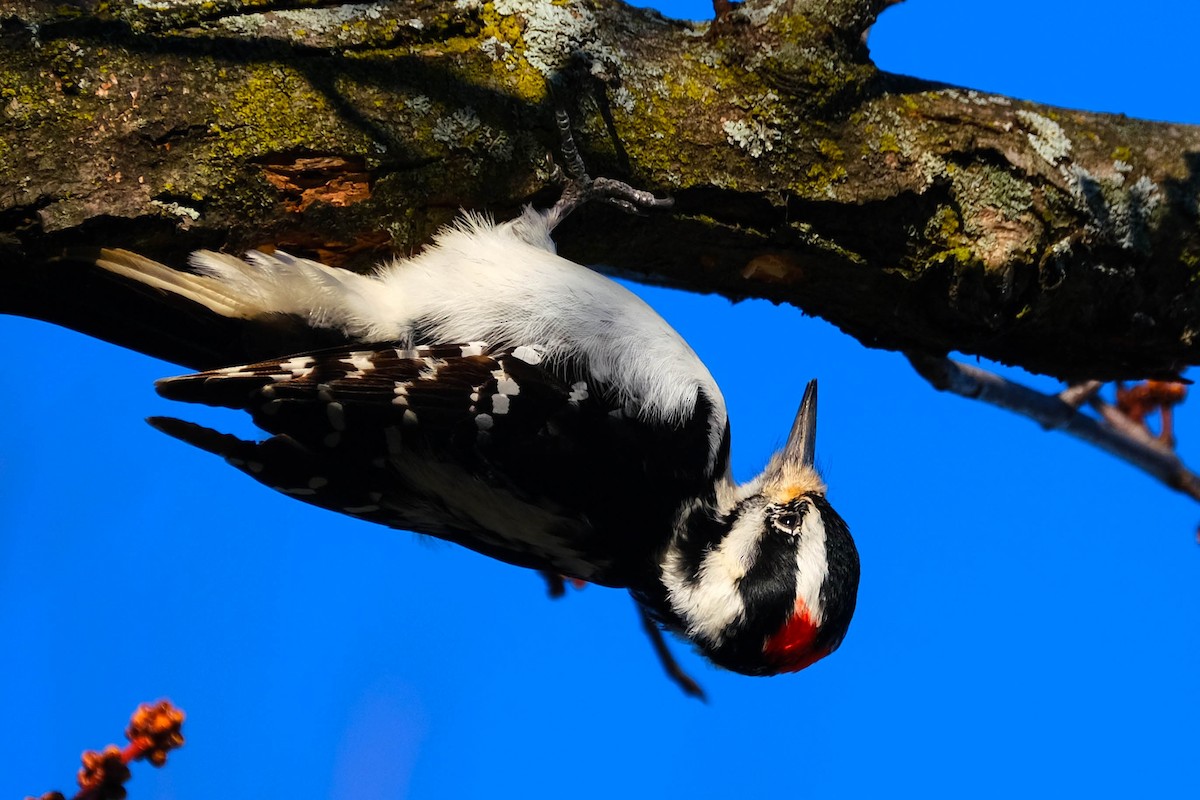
[2,0,1198,380]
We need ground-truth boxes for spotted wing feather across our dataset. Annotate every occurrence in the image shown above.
[154,343,720,586]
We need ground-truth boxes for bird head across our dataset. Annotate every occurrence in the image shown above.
[659,381,860,676]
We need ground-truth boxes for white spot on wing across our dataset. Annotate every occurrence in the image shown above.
[420,357,447,375]
[343,353,374,374]
[492,394,510,414]
[460,341,487,357]
[511,345,542,365]
[279,356,315,378]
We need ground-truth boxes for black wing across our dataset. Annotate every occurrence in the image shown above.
[153,342,723,588]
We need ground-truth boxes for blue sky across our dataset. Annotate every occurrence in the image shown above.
[3,1,1199,797]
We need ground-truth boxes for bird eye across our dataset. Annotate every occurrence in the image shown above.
[772,511,802,535]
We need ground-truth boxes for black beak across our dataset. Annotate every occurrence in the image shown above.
[779,379,817,470]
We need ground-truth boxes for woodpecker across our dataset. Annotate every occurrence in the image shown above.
[10,126,859,676]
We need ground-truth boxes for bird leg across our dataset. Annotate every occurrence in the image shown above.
[539,571,706,699]
[637,604,707,701]
[543,108,674,232]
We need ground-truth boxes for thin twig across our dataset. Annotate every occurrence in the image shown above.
[1058,380,1103,408]
[906,353,1200,503]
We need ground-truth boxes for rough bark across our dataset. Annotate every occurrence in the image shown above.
[2,0,1198,380]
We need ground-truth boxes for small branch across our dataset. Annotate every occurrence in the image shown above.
[907,353,1200,504]
[1058,380,1103,409]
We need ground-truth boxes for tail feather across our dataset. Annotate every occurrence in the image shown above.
[146,416,253,458]
[5,249,370,370]
[148,415,331,492]
[93,249,257,319]
[147,415,401,527]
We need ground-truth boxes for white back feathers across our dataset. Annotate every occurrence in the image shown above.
[157,208,727,471]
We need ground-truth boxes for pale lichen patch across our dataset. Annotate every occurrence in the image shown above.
[611,85,635,114]
[432,107,482,146]
[207,3,407,46]
[942,88,1012,108]
[492,0,619,77]
[722,117,779,158]
[1016,109,1072,165]
[479,36,514,64]
[149,199,201,221]
[1065,163,1163,251]
[405,95,432,115]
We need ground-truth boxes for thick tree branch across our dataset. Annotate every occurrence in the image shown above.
[2,0,1199,381]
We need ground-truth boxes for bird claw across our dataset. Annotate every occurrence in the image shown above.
[545,109,673,230]
[592,177,675,214]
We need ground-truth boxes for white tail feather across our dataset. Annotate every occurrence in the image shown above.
[93,247,385,338]
[94,248,253,318]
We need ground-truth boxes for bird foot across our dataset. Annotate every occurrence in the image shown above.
[544,108,673,231]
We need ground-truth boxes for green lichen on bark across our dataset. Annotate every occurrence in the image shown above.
[2,0,1200,380]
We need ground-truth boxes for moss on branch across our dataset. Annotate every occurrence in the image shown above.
[2,0,1199,379]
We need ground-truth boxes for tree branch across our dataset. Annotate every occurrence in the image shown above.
[2,0,1199,381]
[907,353,1200,503]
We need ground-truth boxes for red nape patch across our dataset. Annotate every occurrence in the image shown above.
[762,604,827,673]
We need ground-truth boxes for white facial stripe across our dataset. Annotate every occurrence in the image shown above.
[662,495,832,649]
[662,505,766,647]
[793,507,829,624]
